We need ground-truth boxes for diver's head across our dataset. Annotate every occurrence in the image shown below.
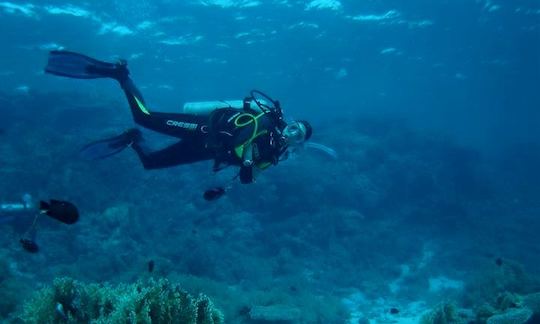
[283,120,312,146]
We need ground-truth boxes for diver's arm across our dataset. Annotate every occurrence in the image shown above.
[238,143,282,184]
[238,132,287,184]
[239,165,254,184]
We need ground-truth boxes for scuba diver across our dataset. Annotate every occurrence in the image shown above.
[44,51,313,185]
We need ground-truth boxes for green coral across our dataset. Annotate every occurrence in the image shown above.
[21,277,223,324]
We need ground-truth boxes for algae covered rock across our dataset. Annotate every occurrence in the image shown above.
[486,308,532,324]
[21,277,223,324]
[522,292,540,313]
[420,302,466,324]
[494,292,522,311]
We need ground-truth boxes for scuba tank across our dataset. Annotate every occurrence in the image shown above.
[182,99,270,116]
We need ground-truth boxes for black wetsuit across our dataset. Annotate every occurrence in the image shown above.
[44,51,289,183]
[118,77,288,183]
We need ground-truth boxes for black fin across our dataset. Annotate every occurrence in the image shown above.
[45,50,128,80]
[79,129,141,160]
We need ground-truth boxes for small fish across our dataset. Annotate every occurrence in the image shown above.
[203,187,225,201]
[40,199,79,224]
[148,260,155,273]
[495,257,503,267]
[389,308,400,315]
[20,238,39,253]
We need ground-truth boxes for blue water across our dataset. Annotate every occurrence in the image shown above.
[0,0,539,322]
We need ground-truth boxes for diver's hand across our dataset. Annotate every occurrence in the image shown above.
[239,166,254,184]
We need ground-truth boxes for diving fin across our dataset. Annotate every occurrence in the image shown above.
[79,128,142,160]
[45,50,128,81]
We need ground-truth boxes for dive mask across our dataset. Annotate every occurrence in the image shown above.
[283,121,307,145]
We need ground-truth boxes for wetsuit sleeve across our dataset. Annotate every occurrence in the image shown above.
[238,142,255,184]
[119,78,208,139]
[234,122,283,184]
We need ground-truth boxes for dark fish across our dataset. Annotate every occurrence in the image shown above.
[40,199,79,224]
[389,308,399,315]
[203,187,226,201]
[495,257,503,267]
[20,238,39,253]
[148,260,155,273]
[0,128,5,135]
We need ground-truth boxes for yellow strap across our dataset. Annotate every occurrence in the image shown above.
[234,145,244,159]
[234,112,266,143]
[233,112,268,160]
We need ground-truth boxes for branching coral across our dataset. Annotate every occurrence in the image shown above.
[21,277,223,324]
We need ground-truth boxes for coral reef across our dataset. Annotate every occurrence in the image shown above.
[522,292,540,313]
[420,302,465,324]
[21,277,223,324]
[486,308,532,324]
[1,91,540,323]
[248,305,301,323]
[0,256,18,316]
[472,291,540,324]
[170,273,348,323]
[464,260,540,308]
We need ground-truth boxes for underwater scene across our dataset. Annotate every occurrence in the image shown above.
[1,0,540,323]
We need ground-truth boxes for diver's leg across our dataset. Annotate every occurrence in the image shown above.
[131,140,213,169]
[44,51,208,139]
[118,77,209,139]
